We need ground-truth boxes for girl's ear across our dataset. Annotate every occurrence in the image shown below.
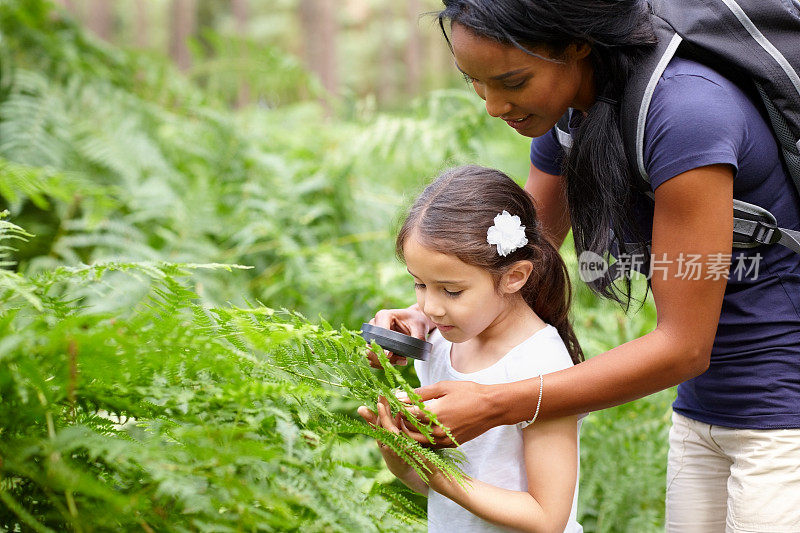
[501,260,534,294]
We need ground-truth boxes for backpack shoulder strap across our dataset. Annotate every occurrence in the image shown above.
[620,0,800,257]
[554,110,572,151]
[731,198,800,254]
[619,6,682,185]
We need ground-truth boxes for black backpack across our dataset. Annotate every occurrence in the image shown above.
[556,0,800,264]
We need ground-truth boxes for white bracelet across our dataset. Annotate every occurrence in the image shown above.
[523,374,544,427]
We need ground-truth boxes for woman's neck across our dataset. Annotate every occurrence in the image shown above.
[572,55,597,113]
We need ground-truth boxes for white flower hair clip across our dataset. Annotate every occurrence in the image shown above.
[487,210,528,256]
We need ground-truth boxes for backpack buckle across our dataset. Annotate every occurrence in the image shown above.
[755,221,779,244]
[733,218,780,245]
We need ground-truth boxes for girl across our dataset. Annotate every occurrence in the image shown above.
[369,1,800,531]
[359,165,584,533]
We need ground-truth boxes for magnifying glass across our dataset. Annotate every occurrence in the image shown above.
[360,323,432,361]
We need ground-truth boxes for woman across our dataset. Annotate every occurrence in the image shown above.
[364,1,800,531]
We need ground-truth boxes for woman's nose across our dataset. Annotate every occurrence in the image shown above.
[482,87,513,118]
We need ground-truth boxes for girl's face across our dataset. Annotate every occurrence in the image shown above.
[450,23,594,138]
[403,236,519,344]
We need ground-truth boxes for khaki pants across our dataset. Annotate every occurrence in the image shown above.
[666,411,800,532]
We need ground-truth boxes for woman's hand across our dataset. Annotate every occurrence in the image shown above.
[365,305,432,368]
[397,380,500,448]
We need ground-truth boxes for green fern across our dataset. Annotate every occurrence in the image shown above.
[0,255,468,531]
[0,1,669,530]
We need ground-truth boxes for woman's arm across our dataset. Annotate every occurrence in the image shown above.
[399,163,734,445]
[429,416,578,533]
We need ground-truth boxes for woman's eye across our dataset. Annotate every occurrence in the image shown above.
[504,79,527,90]
[462,72,475,84]
[444,289,463,298]
[414,283,426,290]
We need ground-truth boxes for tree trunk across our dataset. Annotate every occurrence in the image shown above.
[87,0,113,41]
[135,0,148,49]
[405,0,422,96]
[298,0,339,97]
[233,0,250,108]
[169,0,197,71]
[377,1,395,105]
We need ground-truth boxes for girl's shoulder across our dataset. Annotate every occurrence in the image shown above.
[417,325,574,385]
[507,324,575,376]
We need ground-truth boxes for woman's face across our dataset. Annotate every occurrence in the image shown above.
[450,23,594,138]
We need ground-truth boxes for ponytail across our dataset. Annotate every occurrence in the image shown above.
[564,39,654,308]
[520,215,583,364]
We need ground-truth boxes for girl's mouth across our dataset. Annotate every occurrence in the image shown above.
[434,323,455,332]
[503,114,533,130]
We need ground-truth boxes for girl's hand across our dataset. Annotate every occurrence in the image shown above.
[358,397,418,478]
[365,305,432,368]
[398,380,499,448]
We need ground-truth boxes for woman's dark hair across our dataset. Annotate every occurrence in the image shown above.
[396,165,583,364]
[437,0,657,308]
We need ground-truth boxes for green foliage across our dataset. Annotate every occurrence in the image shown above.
[0,1,669,531]
[0,253,468,531]
[189,29,319,107]
[0,211,40,309]
[578,391,672,533]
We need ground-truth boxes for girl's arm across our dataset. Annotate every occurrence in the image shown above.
[383,456,430,496]
[428,416,578,533]
[389,163,734,446]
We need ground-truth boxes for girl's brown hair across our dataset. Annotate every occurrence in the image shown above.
[396,165,583,364]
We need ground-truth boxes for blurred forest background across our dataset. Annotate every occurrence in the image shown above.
[54,0,461,110]
[0,1,671,531]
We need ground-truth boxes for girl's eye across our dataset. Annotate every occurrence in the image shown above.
[414,283,426,290]
[444,289,463,298]
[462,72,475,84]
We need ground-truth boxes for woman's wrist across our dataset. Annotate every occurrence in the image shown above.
[483,382,518,427]
[484,378,543,426]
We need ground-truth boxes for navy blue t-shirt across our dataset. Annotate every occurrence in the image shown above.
[530,57,800,429]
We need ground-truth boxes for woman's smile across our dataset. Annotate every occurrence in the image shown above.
[502,114,535,131]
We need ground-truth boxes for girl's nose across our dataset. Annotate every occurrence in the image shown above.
[421,295,446,319]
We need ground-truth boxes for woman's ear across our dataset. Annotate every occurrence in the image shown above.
[566,41,592,61]
[501,260,534,294]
